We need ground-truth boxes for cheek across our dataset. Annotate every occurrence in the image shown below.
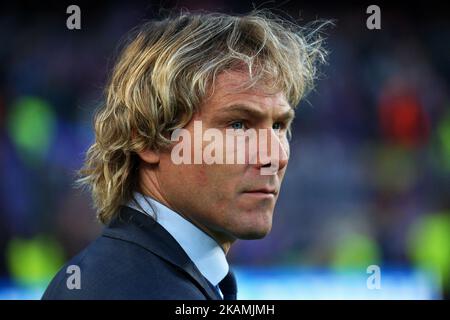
[193,166,235,215]
[280,138,290,158]
[195,166,209,188]
[195,164,243,204]
[195,164,233,189]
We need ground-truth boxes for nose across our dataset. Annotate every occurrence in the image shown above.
[254,128,289,175]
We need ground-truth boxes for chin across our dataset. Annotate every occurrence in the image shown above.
[220,207,274,240]
[238,232,269,240]
[233,223,273,240]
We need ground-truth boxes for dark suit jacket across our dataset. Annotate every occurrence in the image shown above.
[42,206,222,300]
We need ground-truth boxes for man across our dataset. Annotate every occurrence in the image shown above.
[43,10,327,299]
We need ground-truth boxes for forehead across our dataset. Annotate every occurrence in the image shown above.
[201,70,291,113]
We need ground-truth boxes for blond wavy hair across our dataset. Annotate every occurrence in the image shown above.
[77,10,330,224]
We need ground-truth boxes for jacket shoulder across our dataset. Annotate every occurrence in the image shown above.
[42,235,206,300]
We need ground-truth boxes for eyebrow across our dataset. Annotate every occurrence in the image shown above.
[218,104,295,123]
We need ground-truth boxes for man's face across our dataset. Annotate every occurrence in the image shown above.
[155,71,293,244]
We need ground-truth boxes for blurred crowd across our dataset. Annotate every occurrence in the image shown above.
[0,1,449,298]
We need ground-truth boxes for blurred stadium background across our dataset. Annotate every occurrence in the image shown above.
[0,0,449,299]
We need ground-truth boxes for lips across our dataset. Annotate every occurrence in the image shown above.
[242,187,277,195]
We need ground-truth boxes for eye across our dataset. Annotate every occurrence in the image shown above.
[230,121,245,130]
[272,122,283,130]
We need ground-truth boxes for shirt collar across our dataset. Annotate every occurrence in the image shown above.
[127,192,229,286]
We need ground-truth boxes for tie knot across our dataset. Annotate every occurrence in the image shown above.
[218,270,237,300]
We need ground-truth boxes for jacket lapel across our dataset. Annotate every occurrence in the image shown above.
[102,206,222,300]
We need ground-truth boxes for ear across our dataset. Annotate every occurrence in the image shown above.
[132,128,160,164]
[137,148,160,164]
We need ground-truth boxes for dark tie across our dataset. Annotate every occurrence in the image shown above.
[218,270,237,300]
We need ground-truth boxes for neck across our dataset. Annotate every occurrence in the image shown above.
[138,169,234,255]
